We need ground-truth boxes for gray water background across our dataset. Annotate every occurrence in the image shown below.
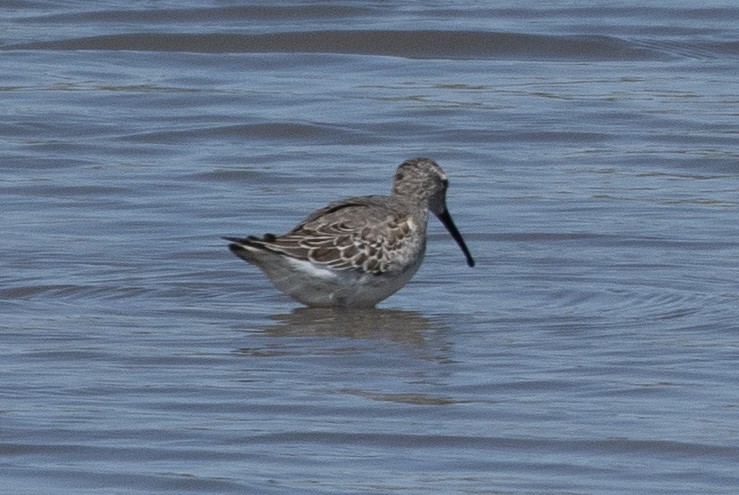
[1,1,738,494]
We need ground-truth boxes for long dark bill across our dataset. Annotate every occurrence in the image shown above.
[436,209,475,267]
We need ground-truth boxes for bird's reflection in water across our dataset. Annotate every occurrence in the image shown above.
[261,306,440,347]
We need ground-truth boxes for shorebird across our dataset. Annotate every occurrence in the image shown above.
[224,157,475,307]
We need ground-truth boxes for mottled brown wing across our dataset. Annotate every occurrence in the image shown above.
[259,202,416,274]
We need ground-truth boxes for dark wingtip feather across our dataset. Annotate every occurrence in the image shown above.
[222,237,253,257]
[223,235,277,258]
[222,234,278,244]
[222,235,263,245]
[228,243,247,257]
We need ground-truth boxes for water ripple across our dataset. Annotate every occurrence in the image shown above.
[7,31,666,61]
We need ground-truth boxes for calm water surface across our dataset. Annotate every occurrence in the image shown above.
[2,1,738,494]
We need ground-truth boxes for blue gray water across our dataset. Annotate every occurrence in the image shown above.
[2,1,738,494]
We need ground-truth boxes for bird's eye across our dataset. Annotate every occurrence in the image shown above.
[441,179,449,188]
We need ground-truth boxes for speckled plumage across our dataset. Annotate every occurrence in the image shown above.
[224,157,474,307]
